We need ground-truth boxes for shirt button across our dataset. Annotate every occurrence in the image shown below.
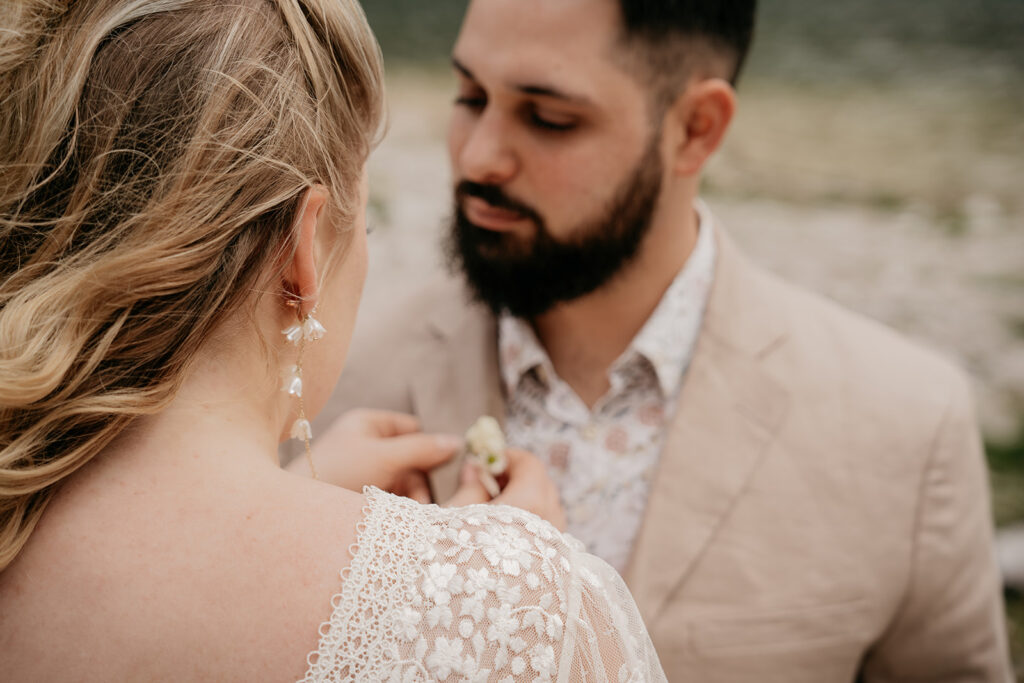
[582,424,598,441]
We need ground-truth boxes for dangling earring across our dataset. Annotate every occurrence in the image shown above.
[282,307,327,480]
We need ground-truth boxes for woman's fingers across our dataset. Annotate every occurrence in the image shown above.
[304,409,460,494]
[395,470,433,504]
[443,461,492,508]
[310,410,564,531]
[493,448,567,531]
[343,409,421,437]
[381,432,463,471]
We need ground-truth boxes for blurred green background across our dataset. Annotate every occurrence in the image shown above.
[360,0,1024,673]
[363,0,1024,83]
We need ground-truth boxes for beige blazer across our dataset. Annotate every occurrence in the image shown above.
[319,231,1011,681]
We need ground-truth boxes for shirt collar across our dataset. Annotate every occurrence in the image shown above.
[623,199,716,397]
[498,199,717,399]
[499,314,551,394]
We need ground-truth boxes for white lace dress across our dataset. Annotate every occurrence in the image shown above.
[299,487,666,682]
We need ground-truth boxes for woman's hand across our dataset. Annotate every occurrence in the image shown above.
[445,447,568,531]
[291,409,462,503]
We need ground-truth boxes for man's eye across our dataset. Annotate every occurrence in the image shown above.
[530,113,577,132]
[454,95,486,110]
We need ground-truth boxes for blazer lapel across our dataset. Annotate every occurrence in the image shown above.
[624,231,791,623]
[414,289,506,501]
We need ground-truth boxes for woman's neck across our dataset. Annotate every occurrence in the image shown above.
[103,337,288,479]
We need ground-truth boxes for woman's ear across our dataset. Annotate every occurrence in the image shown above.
[283,186,329,316]
[663,78,736,178]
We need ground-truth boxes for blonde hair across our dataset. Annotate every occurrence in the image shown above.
[0,0,384,570]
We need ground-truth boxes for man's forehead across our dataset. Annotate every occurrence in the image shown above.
[459,0,619,38]
[453,0,626,91]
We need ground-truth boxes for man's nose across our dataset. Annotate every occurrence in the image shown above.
[457,111,519,186]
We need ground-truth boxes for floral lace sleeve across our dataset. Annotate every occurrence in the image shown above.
[300,487,666,682]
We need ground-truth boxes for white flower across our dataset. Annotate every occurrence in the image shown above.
[426,637,465,679]
[465,416,506,460]
[465,416,508,475]
[486,603,521,645]
[445,527,473,546]
[464,567,497,595]
[509,636,527,653]
[522,515,554,541]
[301,315,326,341]
[476,527,534,576]
[283,373,303,397]
[423,563,462,605]
[529,643,556,678]
[462,513,488,527]
[394,606,422,642]
[290,418,312,441]
[282,323,303,345]
[535,541,558,561]
[419,542,438,563]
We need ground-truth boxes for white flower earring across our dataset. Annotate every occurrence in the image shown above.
[282,306,326,480]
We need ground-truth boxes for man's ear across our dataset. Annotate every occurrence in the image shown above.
[663,78,736,177]
[283,186,329,316]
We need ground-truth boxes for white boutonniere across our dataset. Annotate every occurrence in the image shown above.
[465,416,507,497]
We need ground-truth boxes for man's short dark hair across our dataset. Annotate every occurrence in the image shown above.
[615,0,757,105]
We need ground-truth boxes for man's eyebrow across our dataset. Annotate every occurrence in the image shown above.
[452,57,594,107]
[514,84,593,107]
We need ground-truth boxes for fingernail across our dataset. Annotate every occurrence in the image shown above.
[435,435,464,452]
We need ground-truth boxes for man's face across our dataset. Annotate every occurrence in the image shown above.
[446,0,664,317]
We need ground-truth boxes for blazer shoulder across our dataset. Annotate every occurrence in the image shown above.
[753,264,972,425]
[328,276,488,415]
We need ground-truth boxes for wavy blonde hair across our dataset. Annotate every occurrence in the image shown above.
[0,0,384,570]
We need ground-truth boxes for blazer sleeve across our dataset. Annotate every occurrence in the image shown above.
[862,376,1012,681]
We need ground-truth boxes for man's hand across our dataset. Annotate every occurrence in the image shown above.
[291,409,462,503]
[445,447,568,531]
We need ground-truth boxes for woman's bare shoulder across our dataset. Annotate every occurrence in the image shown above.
[0,466,370,682]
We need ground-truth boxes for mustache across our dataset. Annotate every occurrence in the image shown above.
[455,180,543,226]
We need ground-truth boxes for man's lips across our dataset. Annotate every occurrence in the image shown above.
[463,196,531,231]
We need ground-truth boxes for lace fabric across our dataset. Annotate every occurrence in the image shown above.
[300,487,666,682]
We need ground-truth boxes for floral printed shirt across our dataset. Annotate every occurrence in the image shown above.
[499,202,717,572]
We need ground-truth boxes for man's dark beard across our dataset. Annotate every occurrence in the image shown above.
[445,138,663,319]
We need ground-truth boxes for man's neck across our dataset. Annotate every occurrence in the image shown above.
[532,199,700,408]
